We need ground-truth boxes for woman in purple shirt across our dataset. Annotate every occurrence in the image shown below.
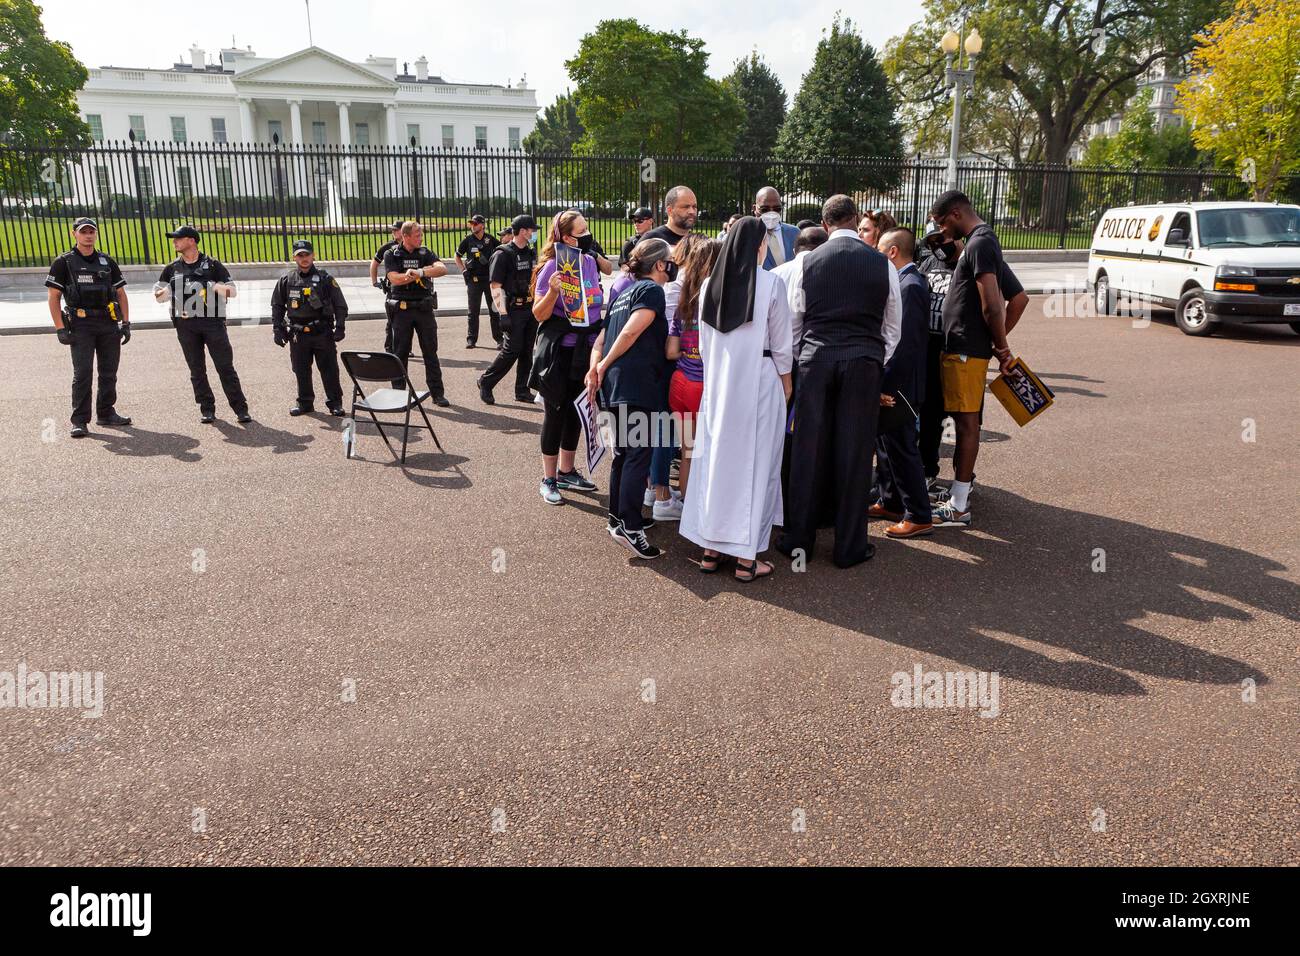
[530,210,605,506]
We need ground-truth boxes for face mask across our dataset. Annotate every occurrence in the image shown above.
[529,232,539,246]
[662,260,679,282]
[940,241,959,268]
[576,233,594,254]
[760,211,782,231]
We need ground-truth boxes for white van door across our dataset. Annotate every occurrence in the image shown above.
[1155,209,1196,303]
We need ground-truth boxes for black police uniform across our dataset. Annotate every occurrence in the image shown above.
[457,230,502,347]
[45,248,128,426]
[479,240,538,399]
[373,238,399,352]
[271,264,349,411]
[158,253,250,419]
[382,242,446,400]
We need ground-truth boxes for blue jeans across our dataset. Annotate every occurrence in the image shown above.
[650,413,676,488]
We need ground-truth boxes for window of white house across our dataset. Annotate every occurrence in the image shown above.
[176,166,193,196]
[211,118,228,143]
[138,167,154,201]
[312,122,327,145]
[129,115,146,141]
[508,127,520,150]
[444,170,457,196]
[267,120,283,143]
[407,124,420,145]
[86,115,104,141]
[216,166,234,200]
[94,165,110,200]
[171,117,187,142]
[355,123,370,146]
[475,170,489,197]
[510,171,522,202]
[475,126,488,150]
[441,125,455,148]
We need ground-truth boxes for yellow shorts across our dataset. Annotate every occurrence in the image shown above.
[941,353,991,414]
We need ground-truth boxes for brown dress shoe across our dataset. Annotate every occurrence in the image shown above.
[868,503,903,521]
[885,519,934,539]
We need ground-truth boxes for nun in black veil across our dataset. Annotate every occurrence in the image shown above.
[678,217,795,583]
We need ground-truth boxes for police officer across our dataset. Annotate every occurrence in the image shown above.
[477,214,539,405]
[382,220,450,406]
[456,213,502,349]
[154,225,252,424]
[271,240,349,417]
[370,219,403,352]
[620,207,654,266]
[45,217,132,438]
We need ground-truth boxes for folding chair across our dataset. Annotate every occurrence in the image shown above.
[340,351,444,464]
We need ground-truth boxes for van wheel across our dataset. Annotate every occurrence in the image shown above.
[1175,288,1214,336]
[1094,274,1113,316]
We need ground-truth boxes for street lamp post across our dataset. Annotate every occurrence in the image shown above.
[941,27,982,191]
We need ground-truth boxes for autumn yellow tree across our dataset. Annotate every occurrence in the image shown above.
[1178,0,1300,200]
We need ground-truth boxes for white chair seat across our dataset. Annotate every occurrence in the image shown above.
[355,388,429,412]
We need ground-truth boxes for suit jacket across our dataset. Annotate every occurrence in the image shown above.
[762,222,800,270]
[798,234,891,365]
[882,263,930,407]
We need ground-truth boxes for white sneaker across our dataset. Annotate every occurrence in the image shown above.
[644,487,656,508]
[539,477,564,506]
[652,493,684,522]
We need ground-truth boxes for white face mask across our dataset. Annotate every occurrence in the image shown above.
[760,211,782,231]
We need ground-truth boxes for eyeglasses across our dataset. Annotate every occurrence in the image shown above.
[757,205,783,214]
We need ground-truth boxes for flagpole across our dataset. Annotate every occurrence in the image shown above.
[305,0,314,46]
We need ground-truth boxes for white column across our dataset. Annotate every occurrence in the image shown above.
[386,102,400,146]
[289,99,304,144]
[238,97,256,143]
[337,102,351,146]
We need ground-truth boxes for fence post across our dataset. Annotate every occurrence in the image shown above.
[1130,163,1141,205]
[909,154,922,230]
[990,164,1002,228]
[409,140,423,219]
[127,133,152,265]
[1058,164,1074,249]
[272,137,290,262]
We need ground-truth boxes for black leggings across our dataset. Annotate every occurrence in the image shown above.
[541,349,585,457]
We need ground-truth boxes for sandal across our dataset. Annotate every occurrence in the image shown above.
[698,551,727,574]
[734,559,774,583]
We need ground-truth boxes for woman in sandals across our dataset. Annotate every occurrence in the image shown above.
[679,217,794,583]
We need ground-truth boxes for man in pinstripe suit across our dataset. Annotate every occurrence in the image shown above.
[777,195,901,569]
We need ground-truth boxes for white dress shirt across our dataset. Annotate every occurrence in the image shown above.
[771,251,808,354]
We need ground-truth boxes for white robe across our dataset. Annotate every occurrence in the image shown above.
[680,269,794,560]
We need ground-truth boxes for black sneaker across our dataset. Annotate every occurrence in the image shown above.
[200,411,216,424]
[614,524,663,560]
[556,469,597,493]
[477,378,495,406]
[236,412,253,424]
[432,395,451,408]
[607,513,623,536]
[70,423,89,438]
[515,391,534,403]
[290,404,313,417]
[327,404,345,417]
[95,413,131,427]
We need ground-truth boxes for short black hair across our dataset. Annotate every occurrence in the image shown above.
[879,227,916,259]
[930,189,972,221]
[821,194,858,230]
[794,226,829,253]
[795,219,818,230]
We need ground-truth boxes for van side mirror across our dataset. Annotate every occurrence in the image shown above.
[1166,228,1189,246]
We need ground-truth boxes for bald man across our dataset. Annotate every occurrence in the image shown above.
[754,186,799,270]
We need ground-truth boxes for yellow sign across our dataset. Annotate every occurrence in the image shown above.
[990,357,1055,427]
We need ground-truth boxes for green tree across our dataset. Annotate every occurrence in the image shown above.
[0,0,89,150]
[565,19,743,156]
[523,91,585,156]
[723,51,787,157]
[1178,0,1300,200]
[1080,90,1203,168]
[773,16,904,196]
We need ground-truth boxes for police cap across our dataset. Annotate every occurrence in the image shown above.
[292,240,314,255]
[166,224,201,241]
[468,214,487,225]
[72,216,98,231]
[631,207,653,221]
[510,214,538,232]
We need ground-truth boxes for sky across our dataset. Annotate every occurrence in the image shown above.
[37,0,928,110]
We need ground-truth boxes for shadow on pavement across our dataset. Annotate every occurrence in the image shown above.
[88,426,202,463]
[644,485,1287,696]
[212,419,315,454]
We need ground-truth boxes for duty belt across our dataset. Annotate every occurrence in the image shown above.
[290,318,332,334]
[387,297,435,312]
[66,304,117,322]
[508,295,532,308]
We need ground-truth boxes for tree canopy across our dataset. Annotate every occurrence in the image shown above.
[0,0,89,150]
[723,51,787,157]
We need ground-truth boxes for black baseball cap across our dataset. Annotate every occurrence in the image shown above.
[292,240,313,255]
[468,214,487,225]
[631,207,653,221]
[499,226,513,237]
[72,216,98,231]
[166,225,201,241]
[510,214,538,232]
[391,219,405,231]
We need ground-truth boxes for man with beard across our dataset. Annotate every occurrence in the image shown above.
[639,186,698,249]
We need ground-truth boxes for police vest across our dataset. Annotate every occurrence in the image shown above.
[169,256,221,319]
[285,269,335,332]
[62,251,117,320]
[388,248,437,305]
[499,246,537,302]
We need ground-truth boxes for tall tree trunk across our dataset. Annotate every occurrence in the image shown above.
[1039,128,1074,233]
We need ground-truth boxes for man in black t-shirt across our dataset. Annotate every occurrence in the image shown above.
[620,207,654,265]
[45,217,132,437]
[383,220,450,406]
[456,214,502,349]
[637,186,697,250]
[478,215,540,404]
[929,191,1011,527]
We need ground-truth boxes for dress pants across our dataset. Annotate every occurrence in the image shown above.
[781,355,882,568]
[464,276,502,345]
[69,318,122,424]
[290,330,343,407]
[390,307,445,399]
[607,405,654,532]
[875,422,933,524]
[480,306,535,396]
[383,299,397,353]
[919,334,946,479]
[175,320,248,415]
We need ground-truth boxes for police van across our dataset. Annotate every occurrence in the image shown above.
[1087,201,1300,336]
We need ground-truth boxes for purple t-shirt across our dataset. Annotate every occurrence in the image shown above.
[535,253,604,347]
[668,312,703,382]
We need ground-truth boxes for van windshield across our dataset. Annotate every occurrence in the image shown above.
[1196,207,1300,247]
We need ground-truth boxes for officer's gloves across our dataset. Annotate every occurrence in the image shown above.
[333,325,346,343]
[273,328,288,348]
[120,324,131,345]
[56,328,73,346]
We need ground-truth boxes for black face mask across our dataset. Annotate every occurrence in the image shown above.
[662,260,679,282]
[940,241,960,268]
[576,234,594,254]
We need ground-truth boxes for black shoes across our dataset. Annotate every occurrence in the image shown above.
[515,392,534,403]
[613,524,663,560]
[466,340,476,349]
[432,395,451,408]
[290,404,313,417]
[200,411,216,424]
[236,412,253,424]
[328,404,345,417]
[477,378,495,406]
[95,413,131,427]
[70,424,89,438]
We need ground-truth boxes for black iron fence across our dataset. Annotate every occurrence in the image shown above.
[1,141,1293,267]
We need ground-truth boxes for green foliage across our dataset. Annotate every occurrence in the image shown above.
[0,0,89,150]
[774,16,904,196]
[723,52,787,157]
[565,19,743,157]
[1080,90,1204,169]
[523,92,585,156]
